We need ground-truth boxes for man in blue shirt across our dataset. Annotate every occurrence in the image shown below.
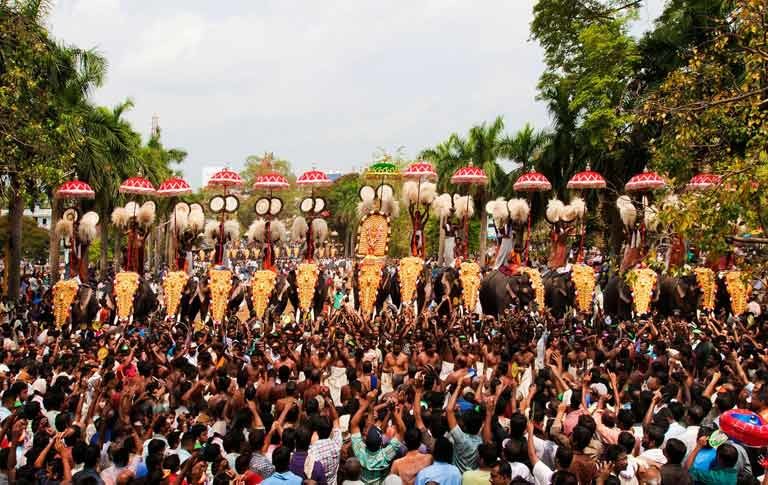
[415,437,461,485]
[263,447,302,485]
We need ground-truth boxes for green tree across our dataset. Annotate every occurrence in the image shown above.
[0,0,105,298]
[325,173,361,256]
[0,216,49,263]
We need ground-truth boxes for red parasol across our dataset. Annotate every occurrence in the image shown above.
[567,166,606,190]
[207,168,244,189]
[451,164,488,185]
[404,161,438,182]
[119,176,156,195]
[156,177,192,197]
[514,170,552,192]
[253,172,290,190]
[625,170,666,192]
[686,172,721,191]
[296,169,332,188]
[55,179,95,199]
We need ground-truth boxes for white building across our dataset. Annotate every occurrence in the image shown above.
[0,205,53,229]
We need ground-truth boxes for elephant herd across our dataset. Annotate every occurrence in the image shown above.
[54,263,733,329]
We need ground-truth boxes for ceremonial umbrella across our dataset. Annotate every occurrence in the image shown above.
[157,177,192,271]
[567,164,606,261]
[451,163,488,259]
[297,168,332,262]
[686,172,721,191]
[119,176,156,196]
[55,177,95,200]
[207,167,244,194]
[514,169,552,264]
[625,169,667,248]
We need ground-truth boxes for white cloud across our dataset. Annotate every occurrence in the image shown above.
[48,0,665,187]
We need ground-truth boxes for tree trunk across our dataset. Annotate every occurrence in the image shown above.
[478,190,488,266]
[49,197,61,283]
[438,215,446,266]
[7,181,24,300]
[99,207,109,279]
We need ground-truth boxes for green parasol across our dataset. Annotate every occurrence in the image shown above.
[364,161,401,180]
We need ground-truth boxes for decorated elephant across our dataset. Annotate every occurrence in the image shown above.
[478,269,536,317]
[656,274,702,318]
[602,270,661,320]
[543,271,575,318]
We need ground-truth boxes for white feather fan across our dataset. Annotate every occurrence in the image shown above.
[380,194,400,218]
[312,218,329,244]
[357,199,374,218]
[419,182,437,205]
[188,206,205,233]
[268,220,285,242]
[137,202,156,226]
[247,219,266,243]
[644,205,660,232]
[291,216,308,242]
[55,219,73,238]
[432,193,453,219]
[111,207,129,228]
[78,212,100,243]
[486,198,509,227]
[402,181,420,206]
[507,199,530,223]
[546,199,565,222]
[454,196,475,219]
[223,220,240,241]
[204,220,220,243]
[171,205,190,232]
[568,197,587,220]
[616,195,637,227]
[124,201,139,216]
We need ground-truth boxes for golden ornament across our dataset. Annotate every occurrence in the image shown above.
[459,261,482,311]
[53,279,79,327]
[296,263,319,311]
[399,257,423,304]
[114,271,140,321]
[571,264,596,313]
[357,213,390,257]
[518,267,545,310]
[209,269,233,323]
[358,256,383,317]
[724,270,749,316]
[251,270,277,319]
[694,267,716,311]
[163,271,189,317]
[628,268,657,315]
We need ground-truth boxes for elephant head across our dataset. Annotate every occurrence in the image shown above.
[544,272,575,318]
[658,274,701,318]
[479,269,535,316]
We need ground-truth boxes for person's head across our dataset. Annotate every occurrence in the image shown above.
[663,438,687,465]
[642,424,665,450]
[163,454,180,475]
[344,457,362,481]
[617,431,635,455]
[311,415,332,440]
[147,438,166,457]
[554,445,573,470]
[364,426,382,453]
[716,443,738,469]
[571,425,592,452]
[604,444,628,474]
[403,427,422,452]
[490,460,512,485]
[272,446,291,473]
[461,408,483,435]
[294,426,312,452]
[433,437,454,463]
[82,444,100,469]
[478,443,498,469]
[181,431,196,451]
[550,471,578,485]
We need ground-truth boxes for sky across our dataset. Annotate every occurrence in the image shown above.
[48,0,666,187]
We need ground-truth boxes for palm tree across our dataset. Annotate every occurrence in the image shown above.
[326,173,362,256]
[504,123,550,191]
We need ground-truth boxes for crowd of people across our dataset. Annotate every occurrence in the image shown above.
[0,256,766,485]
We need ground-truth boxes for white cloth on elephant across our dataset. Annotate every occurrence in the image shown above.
[444,237,456,266]
[439,360,455,381]
[493,237,515,270]
[324,366,348,407]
